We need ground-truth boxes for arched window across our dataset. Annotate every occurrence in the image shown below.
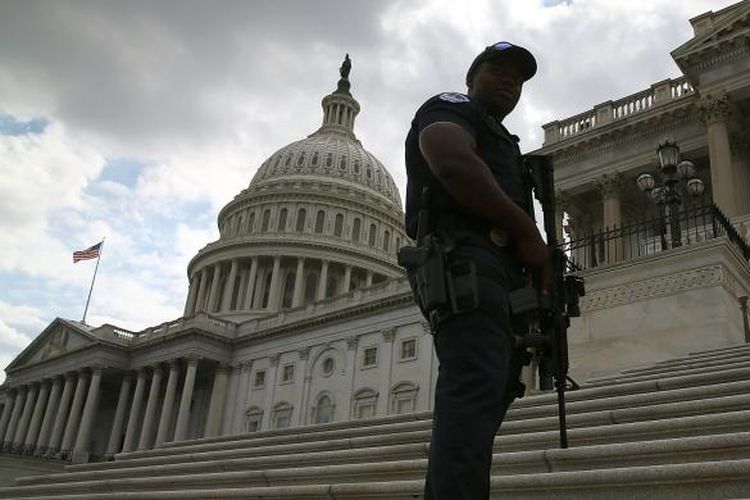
[246,407,263,432]
[261,209,271,232]
[272,402,292,429]
[285,155,291,166]
[304,273,318,304]
[282,272,295,309]
[261,271,273,308]
[315,210,325,233]
[391,382,419,414]
[383,230,390,252]
[326,153,333,167]
[368,223,377,246]
[296,209,306,232]
[247,212,256,233]
[334,214,344,237]
[313,394,335,424]
[326,276,338,298]
[297,153,305,166]
[277,208,288,232]
[352,218,361,242]
[353,161,360,174]
[352,388,377,420]
[339,156,347,170]
[312,152,319,166]
[237,214,244,234]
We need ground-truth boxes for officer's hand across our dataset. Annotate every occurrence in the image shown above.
[515,229,549,296]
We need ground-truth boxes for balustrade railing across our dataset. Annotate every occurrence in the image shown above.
[564,204,750,271]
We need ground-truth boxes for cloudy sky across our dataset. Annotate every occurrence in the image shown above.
[0,0,738,382]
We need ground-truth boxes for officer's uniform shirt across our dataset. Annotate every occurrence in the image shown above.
[404,92,532,261]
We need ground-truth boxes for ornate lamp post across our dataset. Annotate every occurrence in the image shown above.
[636,140,705,248]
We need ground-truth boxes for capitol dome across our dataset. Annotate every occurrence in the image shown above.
[183,56,407,320]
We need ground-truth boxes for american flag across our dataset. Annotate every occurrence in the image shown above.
[73,242,102,263]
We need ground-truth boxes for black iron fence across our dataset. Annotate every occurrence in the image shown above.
[564,204,750,271]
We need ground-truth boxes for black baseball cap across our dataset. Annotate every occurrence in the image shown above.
[466,41,537,85]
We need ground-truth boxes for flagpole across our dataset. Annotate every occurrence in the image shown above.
[81,238,105,325]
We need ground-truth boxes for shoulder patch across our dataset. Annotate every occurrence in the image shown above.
[438,92,470,103]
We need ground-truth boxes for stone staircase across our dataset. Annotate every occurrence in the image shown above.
[1,343,749,499]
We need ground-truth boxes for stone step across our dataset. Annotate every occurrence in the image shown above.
[621,348,750,374]
[604,356,750,380]
[585,359,750,386]
[68,392,749,472]
[5,431,750,498]
[687,342,750,357]
[109,367,750,465]
[37,407,750,482]
[7,459,750,499]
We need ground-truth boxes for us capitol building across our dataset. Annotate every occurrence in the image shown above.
[1,1,749,466]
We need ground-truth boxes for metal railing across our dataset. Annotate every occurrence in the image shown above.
[564,204,750,271]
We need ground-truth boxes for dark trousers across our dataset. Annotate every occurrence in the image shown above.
[423,308,515,500]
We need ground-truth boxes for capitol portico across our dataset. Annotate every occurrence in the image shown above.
[0,3,749,468]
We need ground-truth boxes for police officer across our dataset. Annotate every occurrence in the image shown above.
[404,42,548,499]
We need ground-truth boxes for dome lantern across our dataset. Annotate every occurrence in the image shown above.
[315,54,361,140]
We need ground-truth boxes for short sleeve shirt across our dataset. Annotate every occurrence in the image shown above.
[404,92,530,240]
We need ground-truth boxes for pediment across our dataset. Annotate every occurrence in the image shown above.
[7,319,97,370]
[672,2,750,63]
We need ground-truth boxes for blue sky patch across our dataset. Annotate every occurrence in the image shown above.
[541,0,572,6]
[0,114,48,136]
[97,157,153,189]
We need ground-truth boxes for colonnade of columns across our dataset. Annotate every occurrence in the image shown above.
[184,256,380,317]
[0,358,232,463]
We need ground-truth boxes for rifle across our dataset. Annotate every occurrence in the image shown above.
[509,154,585,449]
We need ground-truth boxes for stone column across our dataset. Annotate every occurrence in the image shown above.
[4,388,25,448]
[47,373,75,454]
[0,390,15,445]
[261,354,280,430]
[72,365,103,463]
[700,94,738,217]
[24,379,51,451]
[376,328,396,416]
[60,370,89,455]
[599,173,624,263]
[366,271,373,287]
[173,357,199,442]
[122,368,148,453]
[344,336,358,418]
[35,376,62,455]
[205,364,231,438]
[267,256,282,312]
[293,348,311,426]
[13,383,38,450]
[105,373,132,458]
[155,360,180,446]
[342,265,352,294]
[243,257,259,310]
[316,260,329,300]
[221,259,239,311]
[236,266,248,311]
[194,268,209,313]
[184,274,198,316]
[138,365,164,450]
[207,263,223,313]
[232,362,253,433]
[291,258,306,308]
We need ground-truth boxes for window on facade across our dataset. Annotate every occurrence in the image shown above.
[383,230,390,251]
[366,165,372,178]
[304,273,318,304]
[246,407,263,432]
[285,155,292,166]
[352,388,377,420]
[362,347,378,368]
[321,357,335,376]
[296,208,307,232]
[400,339,417,361]
[326,276,338,298]
[368,224,377,246]
[391,382,418,414]
[339,156,346,170]
[351,218,361,242]
[315,210,325,233]
[247,212,256,233]
[281,363,295,383]
[261,209,271,232]
[253,370,266,389]
[237,215,244,234]
[273,404,292,429]
[282,272,295,309]
[261,271,273,308]
[312,152,319,166]
[353,160,360,174]
[334,213,343,237]
[297,153,305,166]
[277,208,288,232]
[314,394,335,424]
[326,153,333,167]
